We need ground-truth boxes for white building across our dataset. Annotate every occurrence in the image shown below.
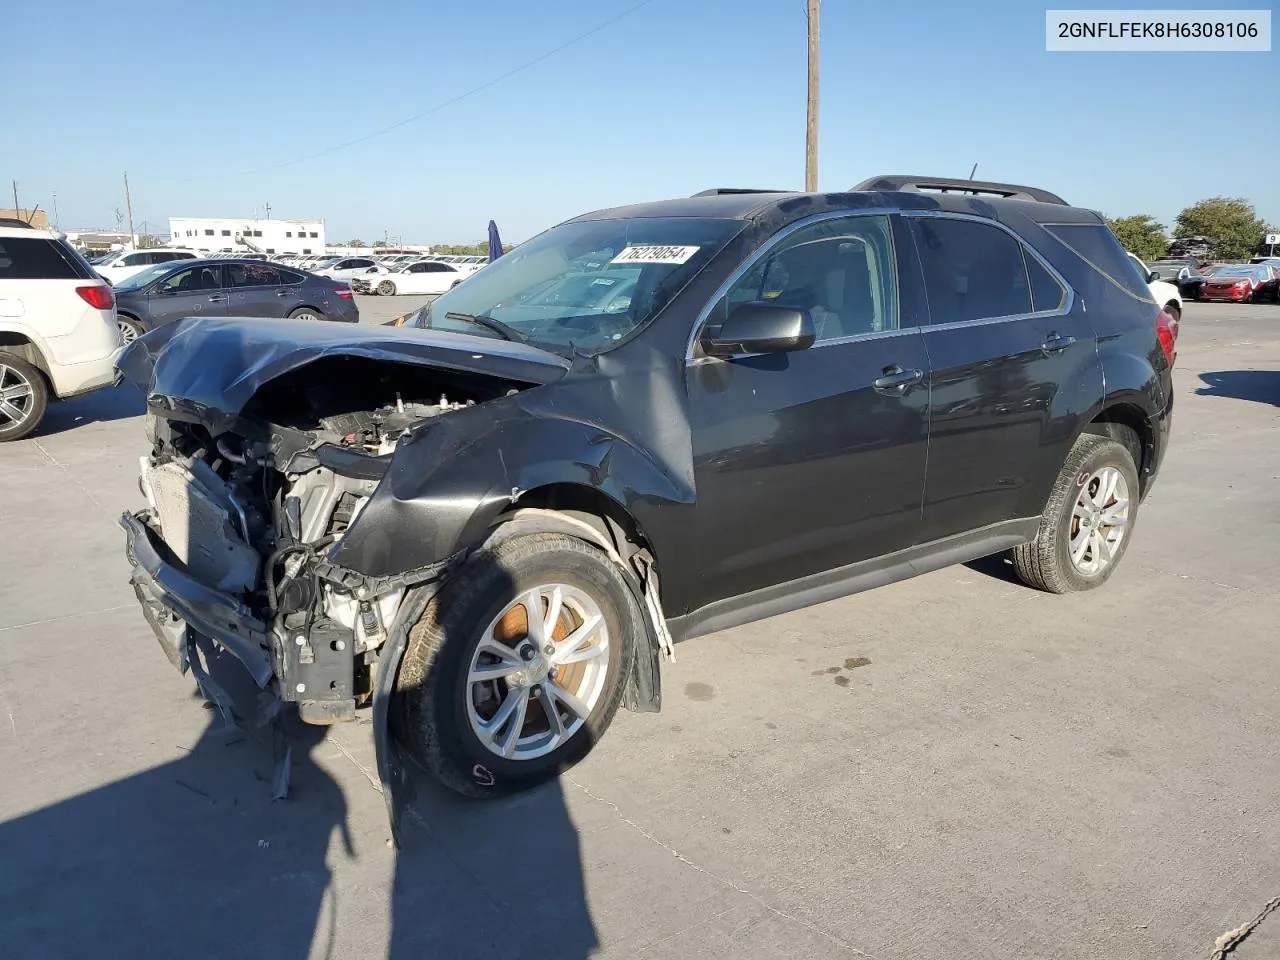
[167,217,326,256]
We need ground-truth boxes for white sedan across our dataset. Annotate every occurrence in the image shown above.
[370,260,466,295]
[95,248,198,285]
[313,256,380,281]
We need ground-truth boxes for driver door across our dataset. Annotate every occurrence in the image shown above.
[148,264,228,326]
[685,214,930,613]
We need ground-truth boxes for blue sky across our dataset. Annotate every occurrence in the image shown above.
[5,0,1276,243]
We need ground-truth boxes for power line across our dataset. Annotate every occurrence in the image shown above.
[235,0,658,179]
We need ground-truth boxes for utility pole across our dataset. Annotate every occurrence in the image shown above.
[265,202,271,220]
[52,192,59,228]
[11,181,18,218]
[123,172,136,247]
[805,0,820,192]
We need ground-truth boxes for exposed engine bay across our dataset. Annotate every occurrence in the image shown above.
[133,359,525,724]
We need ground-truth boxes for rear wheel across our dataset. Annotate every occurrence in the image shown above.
[377,280,397,296]
[0,355,49,442]
[288,307,323,322]
[1011,433,1140,593]
[395,533,636,796]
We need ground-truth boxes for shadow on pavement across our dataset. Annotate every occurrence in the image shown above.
[0,633,597,959]
[1196,370,1280,407]
[36,382,147,436]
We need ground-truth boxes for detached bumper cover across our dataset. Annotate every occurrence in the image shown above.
[120,510,273,688]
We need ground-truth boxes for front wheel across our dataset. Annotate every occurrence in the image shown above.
[395,533,636,796]
[1011,433,1140,593]
[377,280,397,296]
[117,316,145,344]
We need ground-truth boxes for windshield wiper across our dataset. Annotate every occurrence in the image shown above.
[443,312,527,343]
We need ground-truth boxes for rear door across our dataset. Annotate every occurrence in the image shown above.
[148,263,229,325]
[905,213,1099,539]
[226,262,289,316]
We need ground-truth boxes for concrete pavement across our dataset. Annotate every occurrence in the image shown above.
[1,301,1277,959]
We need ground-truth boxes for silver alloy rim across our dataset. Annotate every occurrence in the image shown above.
[117,319,139,344]
[378,282,394,295]
[1070,466,1130,576]
[0,363,35,429]
[293,312,319,322]
[466,583,610,761]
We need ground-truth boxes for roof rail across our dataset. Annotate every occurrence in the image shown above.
[0,217,35,229]
[850,175,1067,206]
[691,188,788,197]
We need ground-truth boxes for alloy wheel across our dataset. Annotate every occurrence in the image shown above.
[117,319,139,344]
[466,583,610,761]
[0,363,36,430]
[1069,466,1130,576]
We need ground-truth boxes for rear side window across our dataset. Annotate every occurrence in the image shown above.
[1044,223,1150,299]
[279,269,305,284]
[0,237,95,280]
[1025,252,1067,312]
[910,217,1032,324]
[227,263,281,287]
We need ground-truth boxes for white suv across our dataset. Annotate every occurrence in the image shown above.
[95,248,198,285]
[0,220,124,440]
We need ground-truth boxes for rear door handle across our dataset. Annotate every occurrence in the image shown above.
[276,289,291,297]
[873,365,924,394]
[1041,333,1076,354]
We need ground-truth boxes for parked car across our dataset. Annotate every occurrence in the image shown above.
[1198,264,1273,303]
[94,248,198,285]
[0,219,123,440]
[117,175,1176,827]
[112,259,358,341]
[1253,265,1280,302]
[315,256,380,281]
[1127,253,1183,321]
[367,259,466,295]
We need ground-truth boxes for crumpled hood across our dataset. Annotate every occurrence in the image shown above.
[117,316,571,427]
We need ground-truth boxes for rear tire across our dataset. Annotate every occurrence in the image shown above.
[288,307,323,322]
[1011,433,1140,594]
[395,533,636,797]
[377,280,397,296]
[0,355,49,442]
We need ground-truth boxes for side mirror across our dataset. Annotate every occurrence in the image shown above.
[701,302,815,357]
[1146,270,1158,283]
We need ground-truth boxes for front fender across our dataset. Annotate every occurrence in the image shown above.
[329,398,694,578]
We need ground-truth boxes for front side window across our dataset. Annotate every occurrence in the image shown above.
[910,217,1033,324]
[156,265,222,293]
[414,216,743,355]
[715,214,899,343]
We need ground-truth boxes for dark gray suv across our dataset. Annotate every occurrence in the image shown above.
[113,258,359,342]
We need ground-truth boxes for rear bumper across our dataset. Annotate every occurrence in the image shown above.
[49,345,125,399]
[120,510,274,687]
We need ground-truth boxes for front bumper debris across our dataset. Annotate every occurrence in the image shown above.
[121,510,273,687]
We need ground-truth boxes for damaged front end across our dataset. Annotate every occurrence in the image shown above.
[118,317,580,835]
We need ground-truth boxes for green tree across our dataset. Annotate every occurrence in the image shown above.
[136,234,161,249]
[346,238,366,247]
[373,239,388,248]
[1105,215,1168,261]
[1174,197,1270,261]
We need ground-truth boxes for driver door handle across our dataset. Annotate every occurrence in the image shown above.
[873,365,924,394]
[207,294,227,303]
[1041,333,1076,354]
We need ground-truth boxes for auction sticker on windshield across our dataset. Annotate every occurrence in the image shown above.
[610,245,700,265]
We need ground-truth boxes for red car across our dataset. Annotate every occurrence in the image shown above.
[1199,265,1275,303]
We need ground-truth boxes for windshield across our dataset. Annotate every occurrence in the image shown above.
[114,262,180,291]
[413,217,743,354]
[1213,266,1266,279]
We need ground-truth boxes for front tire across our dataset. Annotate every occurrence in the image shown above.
[377,280,397,296]
[1011,433,1140,594]
[117,316,145,344]
[0,355,49,442]
[395,533,636,797]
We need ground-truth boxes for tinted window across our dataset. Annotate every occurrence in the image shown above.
[1026,250,1067,312]
[279,269,305,284]
[227,263,281,287]
[407,262,430,273]
[1044,223,1150,298]
[157,265,222,293]
[910,218,1031,324]
[352,259,374,268]
[0,237,92,279]
[720,214,899,342]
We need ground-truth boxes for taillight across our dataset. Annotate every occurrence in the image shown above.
[76,284,114,310]
[1156,308,1178,367]
[334,287,353,299]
